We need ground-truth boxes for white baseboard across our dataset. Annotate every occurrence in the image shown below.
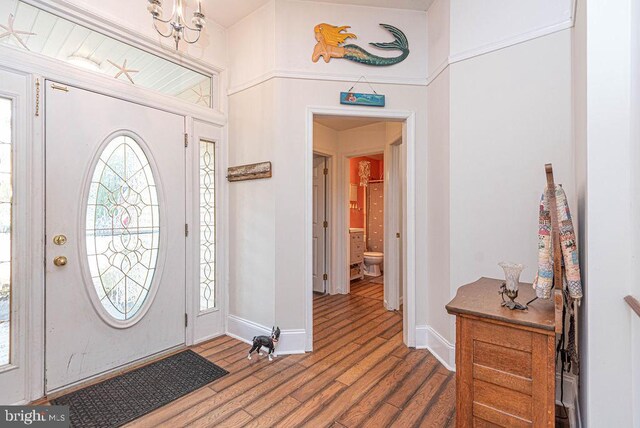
[226,314,306,355]
[193,331,225,346]
[556,372,581,428]
[415,325,455,371]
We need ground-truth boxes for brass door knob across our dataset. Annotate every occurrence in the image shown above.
[53,256,68,267]
[53,235,67,245]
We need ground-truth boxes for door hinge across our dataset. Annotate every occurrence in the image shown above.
[323,221,328,228]
[323,273,328,281]
[323,168,328,175]
[185,313,188,327]
[184,133,189,148]
[185,223,189,237]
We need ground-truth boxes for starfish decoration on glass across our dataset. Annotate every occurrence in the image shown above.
[0,14,36,51]
[191,84,211,106]
[107,59,139,84]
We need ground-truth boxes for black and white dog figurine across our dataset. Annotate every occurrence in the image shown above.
[248,326,280,361]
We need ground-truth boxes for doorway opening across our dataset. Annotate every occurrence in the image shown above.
[307,109,415,351]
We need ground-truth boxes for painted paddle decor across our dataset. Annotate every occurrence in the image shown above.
[312,23,409,66]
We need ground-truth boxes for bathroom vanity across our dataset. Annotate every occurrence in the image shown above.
[349,229,365,280]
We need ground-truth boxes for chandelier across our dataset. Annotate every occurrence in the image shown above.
[147,0,206,50]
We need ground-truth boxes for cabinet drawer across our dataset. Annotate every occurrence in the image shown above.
[351,254,364,263]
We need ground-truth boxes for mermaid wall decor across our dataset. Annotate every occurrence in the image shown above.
[312,23,410,66]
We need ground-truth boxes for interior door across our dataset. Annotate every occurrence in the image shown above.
[384,142,402,311]
[312,155,327,293]
[45,82,186,392]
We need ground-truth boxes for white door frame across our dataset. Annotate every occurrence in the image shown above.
[0,68,38,405]
[0,38,226,403]
[184,118,229,345]
[305,107,416,351]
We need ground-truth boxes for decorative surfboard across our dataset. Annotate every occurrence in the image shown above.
[312,23,409,66]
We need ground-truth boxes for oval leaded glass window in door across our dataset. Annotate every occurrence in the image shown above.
[86,135,160,322]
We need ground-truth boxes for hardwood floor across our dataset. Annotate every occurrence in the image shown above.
[126,282,455,427]
[349,276,384,301]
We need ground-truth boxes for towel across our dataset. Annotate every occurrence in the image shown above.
[533,185,583,300]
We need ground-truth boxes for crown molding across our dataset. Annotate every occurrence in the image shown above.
[228,69,428,96]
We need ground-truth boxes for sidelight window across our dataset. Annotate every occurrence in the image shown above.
[0,98,11,366]
[199,140,215,311]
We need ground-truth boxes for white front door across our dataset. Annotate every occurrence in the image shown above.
[312,155,327,293]
[45,83,186,392]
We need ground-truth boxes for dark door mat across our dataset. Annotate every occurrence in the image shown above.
[51,349,228,428]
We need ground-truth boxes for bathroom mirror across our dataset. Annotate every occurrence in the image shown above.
[349,184,358,202]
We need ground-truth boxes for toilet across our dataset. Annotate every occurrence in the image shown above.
[363,251,384,277]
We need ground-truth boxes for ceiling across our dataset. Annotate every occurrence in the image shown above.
[205,0,434,28]
[205,0,272,28]
[314,115,390,131]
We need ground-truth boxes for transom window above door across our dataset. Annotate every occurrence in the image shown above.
[0,1,216,108]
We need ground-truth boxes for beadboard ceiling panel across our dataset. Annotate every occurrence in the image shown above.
[0,1,213,107]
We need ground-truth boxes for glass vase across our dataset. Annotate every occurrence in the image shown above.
[499,262,524,292]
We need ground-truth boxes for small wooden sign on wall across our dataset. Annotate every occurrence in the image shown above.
[340,92,385,107]
[227,161,272,182]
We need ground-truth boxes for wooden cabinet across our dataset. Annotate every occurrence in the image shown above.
[446,278,556,427]
[349,230,364,280]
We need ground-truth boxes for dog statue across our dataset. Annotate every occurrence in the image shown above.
[248,326,280,361]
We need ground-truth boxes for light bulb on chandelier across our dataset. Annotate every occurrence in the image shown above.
[147,0,205,50]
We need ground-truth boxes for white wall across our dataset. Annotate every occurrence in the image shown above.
[633,0,640,419]
[313,122,338,155]
[425,67,450,340]
[576,0,636,425]
[426,0,449,80]
[337,122,391,152]
[572,0,589,424]
[227,0,428,347]
[450,0,573,60]
[425,0,575,359]
[227,0,429,94]
[275,0,427,84]
[227,1,276,91]
[227,0,578,368]
[449,29,573,299]
[228,80,277,328]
